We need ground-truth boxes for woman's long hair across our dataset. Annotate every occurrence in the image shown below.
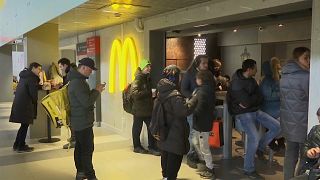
[270,57,281,81]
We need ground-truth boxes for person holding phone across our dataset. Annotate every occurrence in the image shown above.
[68,57,105,180]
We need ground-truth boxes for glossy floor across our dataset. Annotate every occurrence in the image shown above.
[0,102,284,180]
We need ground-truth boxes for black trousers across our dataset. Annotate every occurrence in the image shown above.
[74,127,96,179]
[132,116,156,149]
[14,123,29,148]
[161,150,183,180]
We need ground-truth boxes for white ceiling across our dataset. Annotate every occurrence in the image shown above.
[52,0,216,39]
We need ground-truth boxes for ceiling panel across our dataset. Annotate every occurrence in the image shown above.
[52,0,216,39]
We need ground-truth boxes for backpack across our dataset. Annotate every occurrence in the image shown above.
[122,83,134,114]
[41,83,70,128]
[150,93,179,141]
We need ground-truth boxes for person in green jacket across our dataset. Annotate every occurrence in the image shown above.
[131,59,160,156]
[68,57,105,180]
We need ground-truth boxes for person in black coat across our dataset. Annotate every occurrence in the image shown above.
[157,65,197,180]
[181,55,209,168]
[192,70,216,179]
[10,62,42,152]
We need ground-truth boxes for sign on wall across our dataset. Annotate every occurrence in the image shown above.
[109,37,139,93]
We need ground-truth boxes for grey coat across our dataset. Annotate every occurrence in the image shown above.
[280,60,309,143]
[67,68,100,131]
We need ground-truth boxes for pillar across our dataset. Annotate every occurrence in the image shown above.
[0,45,13,102]
[24,23,60,139]
[308,0,320,131]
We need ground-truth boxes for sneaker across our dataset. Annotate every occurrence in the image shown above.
[75,172,86,180]
[63,141,75,149]
[244,171,264,179]
[200,167,216,179]
[148,148,161,156]
[133,146,148,154]
[196,162,207,172]
[186,157,198,169]
[17,145,34,153]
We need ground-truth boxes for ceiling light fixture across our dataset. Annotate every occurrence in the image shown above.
[233,29,238,32]
[198,34,201,37]
[194,24,209,28]
[278,23,284,27]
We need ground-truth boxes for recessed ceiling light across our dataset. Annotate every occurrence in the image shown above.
[278,23,284,27]
[194,24,209,28]
[198,34,201,37]
[233,29,238,32]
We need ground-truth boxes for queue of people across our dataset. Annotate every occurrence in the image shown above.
[8,46,317,180]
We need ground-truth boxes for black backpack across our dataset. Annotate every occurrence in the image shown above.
[150,93,179,141]
[122,83,133,114]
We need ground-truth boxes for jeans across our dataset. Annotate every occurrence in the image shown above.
[74,127,96,179]
[187,115,196,154]
[192,130,213,169]
[132,116,156,149]
[14,123,29,148]
[161,150,183,180]
[284,141,304,180]
[235,110,280,172]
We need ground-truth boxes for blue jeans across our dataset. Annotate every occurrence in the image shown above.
[187,115,195,155]
[235,110,280,173]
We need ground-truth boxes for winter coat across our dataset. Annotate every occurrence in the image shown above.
[10,68,40,124]
[260,61,280,119]
[280,60,309,143]
[299,125,320,174]
[131,71,153,117]
[181,66,198,98]
[67,68,100,131]
[157,78,196,155]
[193,84,216,132]
[227,69,264,115]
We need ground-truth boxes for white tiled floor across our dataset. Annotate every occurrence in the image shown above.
[0,102,285,180]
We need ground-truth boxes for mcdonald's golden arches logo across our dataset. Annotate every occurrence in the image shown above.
[108,37,139,93]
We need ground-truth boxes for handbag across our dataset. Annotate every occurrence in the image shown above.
[208,120,224,148]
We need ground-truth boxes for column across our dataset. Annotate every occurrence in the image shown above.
[308,0,320,132]
[24,23,60,139]
[0,45,13,102]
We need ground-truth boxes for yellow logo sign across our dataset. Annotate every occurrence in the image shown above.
[0,0,5,9]
[109,37,139,93]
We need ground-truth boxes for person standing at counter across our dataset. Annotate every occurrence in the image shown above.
[131,59,160,156]
[10,62,42,153]
[181,55,209,168]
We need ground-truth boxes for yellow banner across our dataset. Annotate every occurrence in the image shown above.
[109,37,139,93]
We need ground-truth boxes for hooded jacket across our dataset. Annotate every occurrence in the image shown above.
[10,68,40,124]
[67,68,100,131]
[157,78,196,155]
[181,61,198,98]
[260,61,280,118]
[193,84,216,132]
[280,60,309,143]
[131,70,153,117]
[227,69,263,115]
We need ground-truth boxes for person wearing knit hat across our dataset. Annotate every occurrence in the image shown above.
[139,59,151,71]
[131,58,160,156]
[162,65,181,86]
